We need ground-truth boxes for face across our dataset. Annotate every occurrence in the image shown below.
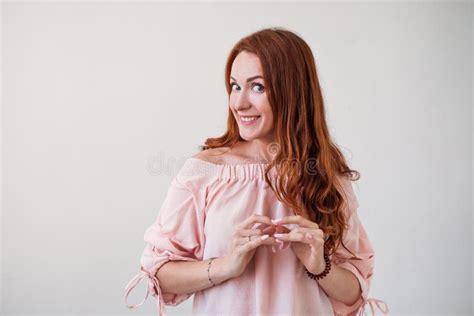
[229,51,273,142]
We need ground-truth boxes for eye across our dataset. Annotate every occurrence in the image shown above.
[252,83,265,93]
[230,82,240,91]
[229,82,265,93]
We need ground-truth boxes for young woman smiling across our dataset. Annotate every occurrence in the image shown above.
[125,27,389,316]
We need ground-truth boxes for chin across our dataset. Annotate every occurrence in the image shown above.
[239,134,253,142]
[238,132,253,141]
[239,132,264,142]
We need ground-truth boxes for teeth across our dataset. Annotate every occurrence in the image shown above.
[241,116,259,122]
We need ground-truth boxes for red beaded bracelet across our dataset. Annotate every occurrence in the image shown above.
[304,253,331,280]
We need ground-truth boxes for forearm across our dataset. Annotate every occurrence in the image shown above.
[313,258,362,305]
[156,257,234,295]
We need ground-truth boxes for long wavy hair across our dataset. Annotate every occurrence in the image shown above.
[198,27,360,258]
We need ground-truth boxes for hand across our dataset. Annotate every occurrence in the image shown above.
[272,215,326,275]
[254,223,291,252]
[224,214,280,278]
[258,223,291,235]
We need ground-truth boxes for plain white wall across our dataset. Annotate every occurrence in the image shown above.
[2,2,472,316]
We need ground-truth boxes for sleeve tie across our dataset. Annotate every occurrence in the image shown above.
[357,297,389,316]
[124,268,167,316]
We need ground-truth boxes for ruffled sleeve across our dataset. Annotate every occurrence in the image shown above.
[328,175,389,316]
[124,159,210,316]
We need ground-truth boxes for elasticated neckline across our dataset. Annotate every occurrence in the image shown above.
[187,157,275,180]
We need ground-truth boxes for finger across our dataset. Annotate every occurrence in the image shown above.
[237,235,255,246]
[240,234,282,251]
[273,233,312,245]
[272,232,304,242]
[274,228,323,244]
[257,224,289,235]
[238,234,280,246]
[291,227,324,239]
[233,229,262,248]
[234,228,262,237]
[261,236,281,246]
[274,224,291,233]
[250,222,271,230]
[293,227,329,241]
[239,214,273,230]
[240,234,270,251]
[261,225,276,235]
[274,238,287,250]
[272,215,319,228]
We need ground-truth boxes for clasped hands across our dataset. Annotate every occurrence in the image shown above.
[255,215,327,275]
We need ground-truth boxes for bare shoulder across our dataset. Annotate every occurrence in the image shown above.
[192,147,232,164]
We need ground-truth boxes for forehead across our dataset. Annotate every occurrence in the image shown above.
[230,51,263,79]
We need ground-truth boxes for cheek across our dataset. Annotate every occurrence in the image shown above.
[228,96,236,109]
[263,115,274,130]
[255,97,271,115]
[261,106,273,127]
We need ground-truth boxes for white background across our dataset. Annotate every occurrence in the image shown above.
[1,1,472,315]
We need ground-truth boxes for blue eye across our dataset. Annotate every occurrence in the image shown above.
[252,83,265,93]
[230,82,265,93]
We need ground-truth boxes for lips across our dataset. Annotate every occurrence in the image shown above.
[238,115,261,126]
[240,115,260,120]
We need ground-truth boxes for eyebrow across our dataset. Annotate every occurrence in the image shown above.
[230,75,264,83]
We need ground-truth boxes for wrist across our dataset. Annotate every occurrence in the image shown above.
[215,256,238,280]
[309,255,327,275]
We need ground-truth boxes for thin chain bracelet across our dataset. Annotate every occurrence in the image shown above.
[305,253,331,280]
[207,257,218,286]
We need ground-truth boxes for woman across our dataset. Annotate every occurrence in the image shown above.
[124,27,389,316]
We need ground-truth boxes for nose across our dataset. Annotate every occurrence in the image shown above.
[232,89,251,111]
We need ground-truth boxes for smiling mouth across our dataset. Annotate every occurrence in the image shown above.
[240,115,261,122]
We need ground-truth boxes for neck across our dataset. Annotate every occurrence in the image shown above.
[241,137,275,163]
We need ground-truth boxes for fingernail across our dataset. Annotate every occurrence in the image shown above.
[271,245,276,253]
[274,233,285,238]
[272,218,282,224]
[261,234,269,241]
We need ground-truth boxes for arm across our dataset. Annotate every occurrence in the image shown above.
[324,175,375,315]
[312,257,362,306]
[124,162,217,311]
[156,256,236,295]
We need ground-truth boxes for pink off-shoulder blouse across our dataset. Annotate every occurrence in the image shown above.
[124,157,389,316]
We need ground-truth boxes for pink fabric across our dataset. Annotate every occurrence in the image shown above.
[124,157,389,316]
